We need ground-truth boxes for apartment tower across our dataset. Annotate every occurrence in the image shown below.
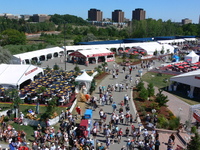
[112,10,124,23]
[88,9,103,21]
[132,8,146,21]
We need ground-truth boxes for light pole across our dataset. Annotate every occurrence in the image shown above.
[178,107,183,118]
[64,22,67,71]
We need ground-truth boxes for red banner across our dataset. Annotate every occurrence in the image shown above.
[25,67,38,76]
[193,111,200,122]
[195,76,200,80]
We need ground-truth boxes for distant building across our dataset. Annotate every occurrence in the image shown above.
[20,15,31,21]
[132,8,146,21]
[88,9,103,21]
[182,18,192,25]
[3,13,18,19]
[32,14,51,22]
[112,10,124,23]
[199,15,200,24]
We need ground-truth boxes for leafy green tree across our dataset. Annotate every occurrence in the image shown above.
[1,29,26,46]
[136,80,145,91]
[155,89,169,107]
[139,87,148,101]
[187,133,200,150]
[82,33,96,42]
[90,79,96,94]
[0,47,12,63]
[147,83,155,97]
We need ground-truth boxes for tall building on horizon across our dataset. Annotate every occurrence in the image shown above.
[88,9,103,22]
[182,18,192,25]
[132,8,146,21]
[112,10,124,23]
[199,15,200,24]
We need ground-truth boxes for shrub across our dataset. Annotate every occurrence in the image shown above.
[4,116,9,122]
[139,87,148,101]
[191,126,197,134]
[158,115,169,129]
[149,102,158,110]
[168,117,180,130]
[53,63,59,70]
[141,111,146,117]
[138,105,145,112]
[74,64,80,72]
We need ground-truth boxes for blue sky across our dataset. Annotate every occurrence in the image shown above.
[1,0,200,23]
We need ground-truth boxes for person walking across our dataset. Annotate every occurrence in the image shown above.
[155,138,160,150]
[112,102,117,112]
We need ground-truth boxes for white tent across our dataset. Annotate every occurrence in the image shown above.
[184,51,199,63]
[169,69,200,98]
[0,64,43,89]
[75,71,93,94]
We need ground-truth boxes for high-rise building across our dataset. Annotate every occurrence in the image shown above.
[32,14,51,22]
[132,8,146,21]
[88,9,103,21]
[112,10,124,23]
[182,18,192,25]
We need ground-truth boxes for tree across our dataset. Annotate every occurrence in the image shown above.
[90,79,96,94]
[155,89,169,107]
[187,133,200,150]
[139,87,149,101]
[0,29,26,46]
[0,47,12,63]
[147,83,155,97]
[136,80,145,91]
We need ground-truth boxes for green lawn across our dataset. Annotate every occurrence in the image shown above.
[141,72,174,89]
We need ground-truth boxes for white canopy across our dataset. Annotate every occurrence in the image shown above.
[14,47,64,63]
[184,51,199,63]
[170,69,200,88]
[0,64,43,89]
[75,71,93,93]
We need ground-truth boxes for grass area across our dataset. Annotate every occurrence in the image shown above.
[141,72,174,89]
[0,103,63,119]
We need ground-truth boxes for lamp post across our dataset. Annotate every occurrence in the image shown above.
[64,22,67,71]
[178,107,183,118]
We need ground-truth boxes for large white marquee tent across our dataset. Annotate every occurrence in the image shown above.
[14,47,64,64]
[169,69,200,98]
[0,64,43,89]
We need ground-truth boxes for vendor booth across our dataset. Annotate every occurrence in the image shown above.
[75,71,93,94]
[0,64,43,89]
[184,51,199,63]
[69,48,115,66]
